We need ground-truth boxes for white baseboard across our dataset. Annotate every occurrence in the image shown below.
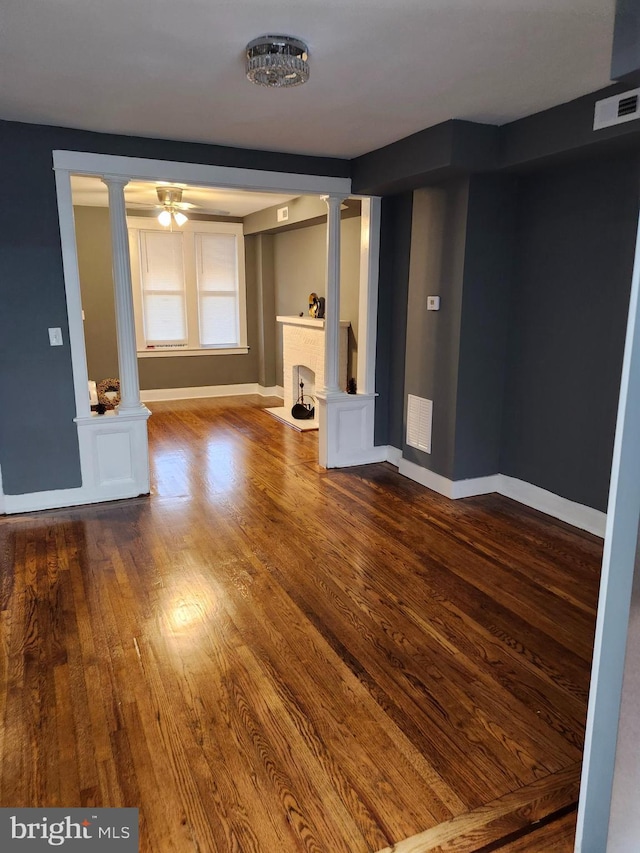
[499,475,606,537]
[387,446,403,467]
[3,484,148,515]
[140,383,284,402]
[345,447,390,466]
[390,452,606,537]
[396,458,501,499]
[398,457,459,498]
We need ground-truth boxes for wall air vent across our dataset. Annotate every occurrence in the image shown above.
[594,88,640,130]
[406,394,433,454]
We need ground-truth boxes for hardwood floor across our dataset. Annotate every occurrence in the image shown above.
[0,397,602,851]
[491,810,577,853]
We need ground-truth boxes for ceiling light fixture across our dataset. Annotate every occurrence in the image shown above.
[156,186,189,227]
[246,35,309,88]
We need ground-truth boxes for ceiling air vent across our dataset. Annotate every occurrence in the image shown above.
[594,88,640,130]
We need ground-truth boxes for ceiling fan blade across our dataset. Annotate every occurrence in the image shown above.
[126,201,162,209]
[126,200,231,216]
[184,205,232,216]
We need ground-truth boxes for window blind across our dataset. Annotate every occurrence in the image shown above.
[139,231,187,345]
[196,233,239,347]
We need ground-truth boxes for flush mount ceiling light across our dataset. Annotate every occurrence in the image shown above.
[156,186,188,227]
[246,35,309,88]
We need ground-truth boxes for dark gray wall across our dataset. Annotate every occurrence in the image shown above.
[353,84,640,197]
[453,174,517,479]
[611,0,640,85]
[403,181,469,478]
[0,119,347,495]
[374,193,413,447]
[0,136,82,493]
[352,120,499,196]
[374,139,638,511]
[501,154,640,511]
[400,176,515,481]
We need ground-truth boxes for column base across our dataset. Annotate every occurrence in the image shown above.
[316,392,383,468]
[116,402,152,417]
[74,408,151,501]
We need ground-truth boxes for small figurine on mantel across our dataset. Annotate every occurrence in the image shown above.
[308,292,326,319]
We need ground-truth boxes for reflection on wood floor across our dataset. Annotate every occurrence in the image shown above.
[0,397,601,852]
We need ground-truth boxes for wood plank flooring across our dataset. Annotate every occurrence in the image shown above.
[0,397,602,851]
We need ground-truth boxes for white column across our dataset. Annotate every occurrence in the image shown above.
[322,195,346,394]
[102,175,145,414]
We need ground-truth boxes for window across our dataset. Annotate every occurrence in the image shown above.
[196,233,240,347]
[139,230,187,346]
[128,218,248,356]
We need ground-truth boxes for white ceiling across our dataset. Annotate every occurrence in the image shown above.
[0,0,616,159]
[70,176,298,217]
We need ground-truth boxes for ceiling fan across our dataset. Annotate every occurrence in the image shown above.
[127,186,231,226]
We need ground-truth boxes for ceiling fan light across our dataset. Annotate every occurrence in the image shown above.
[173,211,188,227]
[158,209,172,227]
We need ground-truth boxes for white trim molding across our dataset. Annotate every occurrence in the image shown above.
[397,457,501,500]
[387,451,606,537]
[317,392,381,468]
[52,151,352,197]
[498,475,606,537]
[140,384,283,403]
[136,347,250,358]
[4,487,116,515]
[4,410,151,515]
[49,147,358,513]
[386,446,403,468]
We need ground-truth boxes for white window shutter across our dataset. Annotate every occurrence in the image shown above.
[196,233,239,346]
[139,231,187,345]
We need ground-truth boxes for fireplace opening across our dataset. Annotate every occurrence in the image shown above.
[293,365,316,406]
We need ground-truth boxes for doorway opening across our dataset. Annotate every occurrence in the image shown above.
[53,150,381,508]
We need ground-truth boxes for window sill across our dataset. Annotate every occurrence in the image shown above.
[137,347,249,358]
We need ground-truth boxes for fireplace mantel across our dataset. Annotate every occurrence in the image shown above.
[276,315,351,329]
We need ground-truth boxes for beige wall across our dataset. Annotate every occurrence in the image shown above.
[273,217,361,384]
[73,206,259,391]
[74,206,120,382]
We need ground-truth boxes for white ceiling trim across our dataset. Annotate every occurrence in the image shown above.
[52,150,351,196]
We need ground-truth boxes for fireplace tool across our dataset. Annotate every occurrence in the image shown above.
[291,371,315,420]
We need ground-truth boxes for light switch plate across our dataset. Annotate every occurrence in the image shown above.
[427,296,440,311]
[48,327,63,346]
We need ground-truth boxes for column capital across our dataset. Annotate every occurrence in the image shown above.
[101,175,130,189]
[321,194,348,208]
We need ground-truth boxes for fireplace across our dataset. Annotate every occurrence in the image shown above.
[292,365,316,409]
[265,315,349,431]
